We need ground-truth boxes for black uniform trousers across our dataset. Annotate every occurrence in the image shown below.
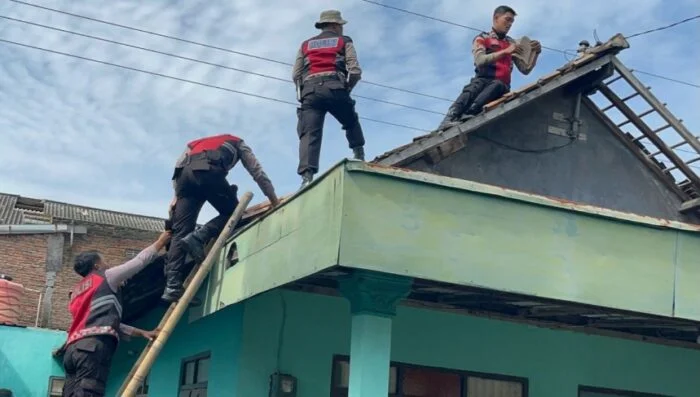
[448,76,509,117]
[62,335,117,397]
[165,165,239,285]
[296,76,365,175]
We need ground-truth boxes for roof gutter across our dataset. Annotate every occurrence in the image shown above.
[0,224,87,235]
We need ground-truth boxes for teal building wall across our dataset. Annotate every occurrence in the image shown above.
[0,326,66,397]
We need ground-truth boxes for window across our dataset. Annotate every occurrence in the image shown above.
[48,376,64,397]
[330,356,527,397]
[179,352,210,397]
[224,243,238,269]
[579,386,671,397]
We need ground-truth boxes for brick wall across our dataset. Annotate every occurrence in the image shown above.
[0,223,159,331]
[0,234,48,327]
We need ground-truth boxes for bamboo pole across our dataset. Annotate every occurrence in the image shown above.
[120,191,253,397]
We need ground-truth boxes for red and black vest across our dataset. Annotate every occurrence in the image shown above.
[187,133,241,155]
[300,31,350,81]
[474,31,514,86]
[183,133,242,172]
[65,270,122,346]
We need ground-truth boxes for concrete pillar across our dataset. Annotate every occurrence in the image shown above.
[40,234,65,328]
[339,270,413,397]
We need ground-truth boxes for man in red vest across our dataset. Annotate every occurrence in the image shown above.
[162,133,279,302]
[437,5,541,131]
[59,231,170,397]
[292,9,365,188]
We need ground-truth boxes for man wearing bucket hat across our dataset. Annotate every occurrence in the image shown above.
[292,9,365,188]
[436,5,541,131]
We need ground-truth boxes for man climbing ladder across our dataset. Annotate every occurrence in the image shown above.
[162,133,279,303]
[119,191,254,397]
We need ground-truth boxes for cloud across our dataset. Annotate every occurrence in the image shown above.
[0,0,697,223]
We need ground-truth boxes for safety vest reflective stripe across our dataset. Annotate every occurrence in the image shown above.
[301,32,345,78]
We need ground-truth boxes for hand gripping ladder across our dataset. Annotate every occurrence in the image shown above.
[118,191,253,397]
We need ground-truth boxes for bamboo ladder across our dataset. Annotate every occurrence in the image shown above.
[117,191,253,397]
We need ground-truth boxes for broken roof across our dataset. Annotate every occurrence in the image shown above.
[373,33,632,166]
[371,33,700,213]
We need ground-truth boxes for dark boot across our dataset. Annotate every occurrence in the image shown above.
[437,105,463,131]
[181,227,210,264]
[161,273,203,306]
[161,270,185,303]
[300,171,314,189]
[352,146,365,161]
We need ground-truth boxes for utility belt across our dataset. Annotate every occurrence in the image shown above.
[304,73,342,84]
[298,73,347,101]
[172,150,229,180]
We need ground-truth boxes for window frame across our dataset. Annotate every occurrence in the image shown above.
[47,376,65,397]
[179,351,211,392]
[329,354,529,397]
[579,386,672,397]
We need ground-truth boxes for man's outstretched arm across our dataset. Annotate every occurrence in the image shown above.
[119,324,158,341]
[105,230,171,291]
[237,140,280,206]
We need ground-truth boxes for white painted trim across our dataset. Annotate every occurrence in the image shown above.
[0,224,87,235]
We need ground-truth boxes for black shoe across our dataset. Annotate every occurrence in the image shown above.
[352,146,365,161]
[300,171,314,189]
[160,288,203,307]
[465,104,482,116]
[181,229,208,263]
[437,120,461,131]
[161,286,184,303]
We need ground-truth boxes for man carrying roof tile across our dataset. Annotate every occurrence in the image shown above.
[292,9,365,188]
[162,134,279,302]
[437,5,541,131]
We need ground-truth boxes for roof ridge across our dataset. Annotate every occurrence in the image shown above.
[372,33,630,166]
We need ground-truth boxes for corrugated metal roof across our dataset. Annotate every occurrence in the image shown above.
[43,200,165,231]
[0,191,277,233]
[0,193,18,224]
[0,192,165,232]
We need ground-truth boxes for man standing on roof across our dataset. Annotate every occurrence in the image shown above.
[58,231,170,397]
[292,9,365,188]
[437,5,542,131]
[162,133,279,302]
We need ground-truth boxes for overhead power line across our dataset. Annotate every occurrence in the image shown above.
[625,15,700,39]
[359,0,571,55]
[0,15,445,116]
[0,38,429,133]
[631,69,700,89]
[358,0,700,90]
[8,0,453,103]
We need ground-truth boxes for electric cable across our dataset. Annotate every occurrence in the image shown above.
[0,38,431,132]
[624,15,700,39]
[358,0,700,89]
[0,15,445,115]
[7,0,454,102]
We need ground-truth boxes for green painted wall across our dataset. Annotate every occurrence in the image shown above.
[205,166,346,312]
[106,303,245,397]
[239,289,700,397]
[0,326,66,397]
[338,169,700,321]
[207,162,700,322]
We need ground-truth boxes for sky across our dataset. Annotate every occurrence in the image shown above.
[0,0,698,223]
